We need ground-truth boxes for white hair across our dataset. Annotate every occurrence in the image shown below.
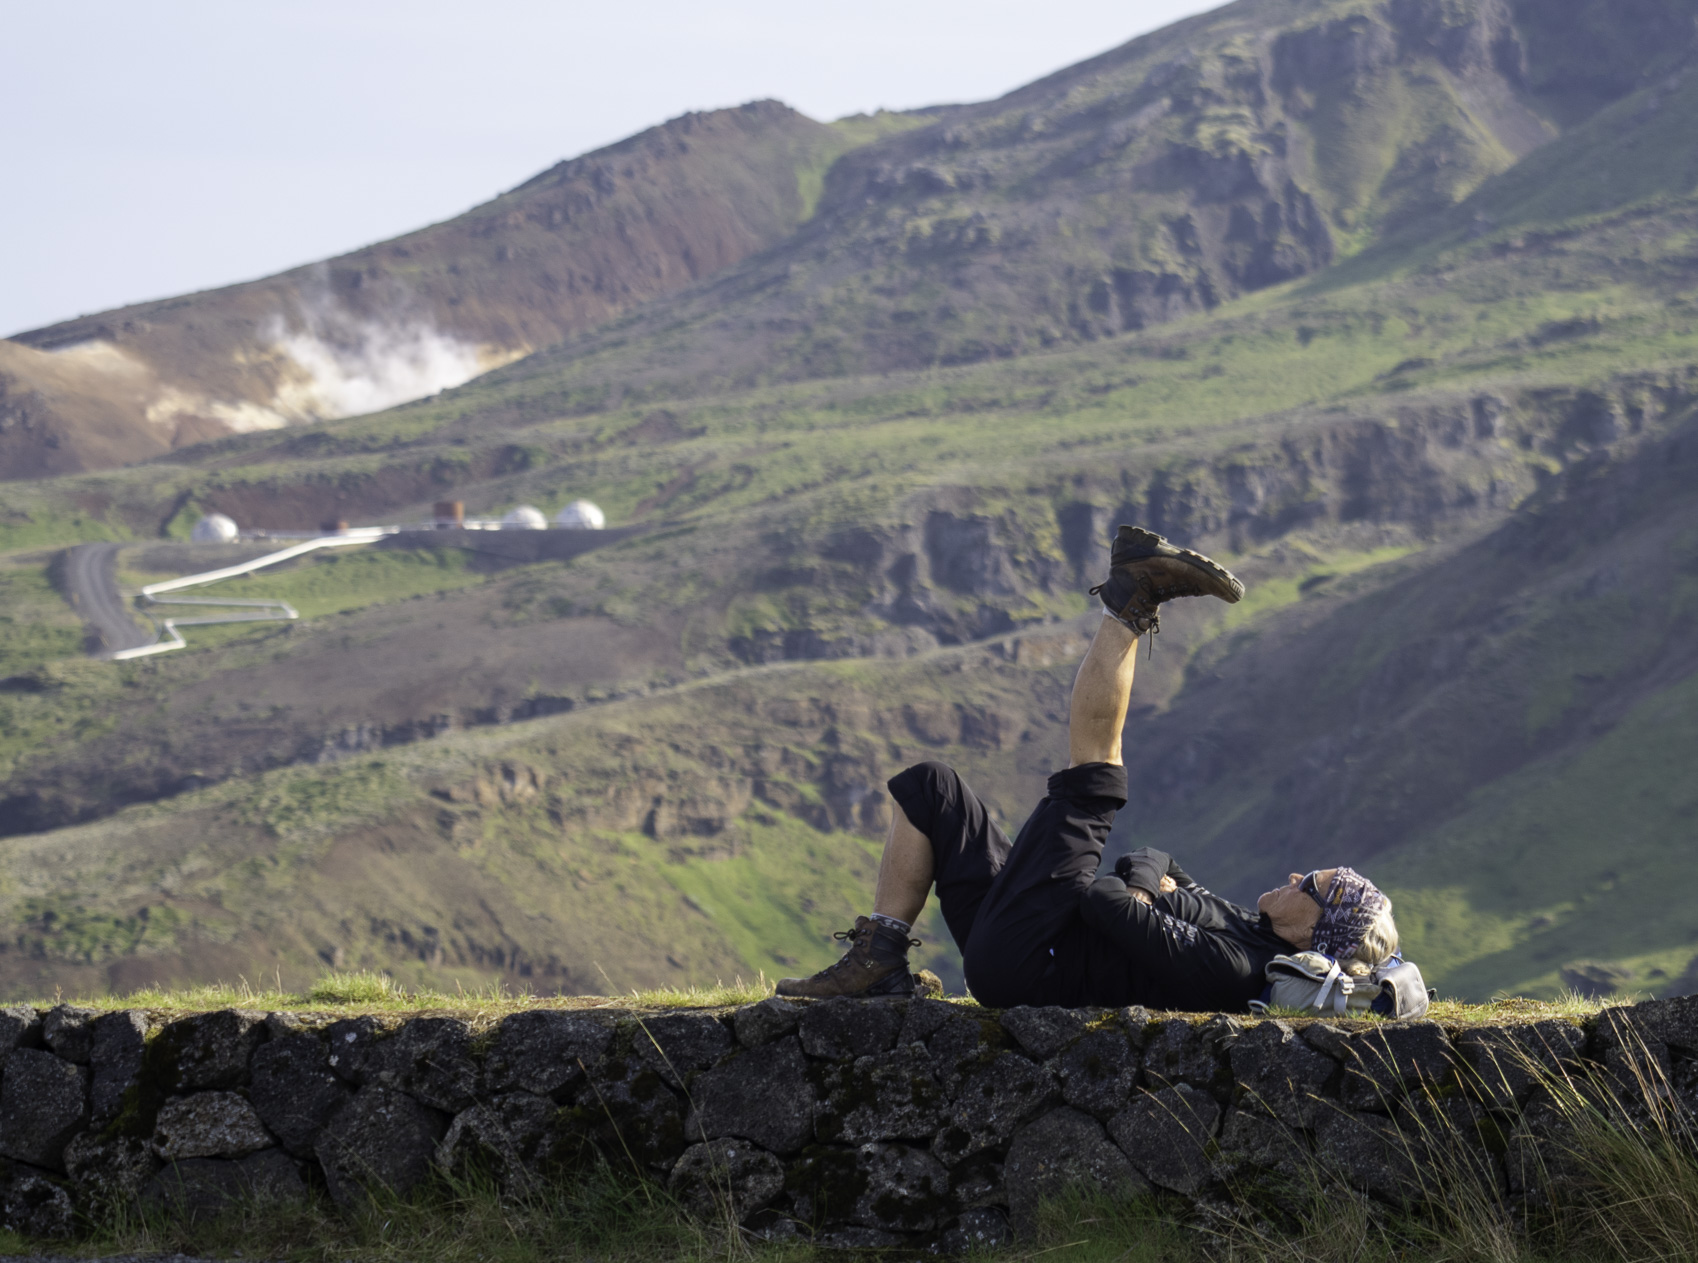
[1341,898,1399,978]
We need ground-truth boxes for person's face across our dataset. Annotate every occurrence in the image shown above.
[1257,869,1338,950]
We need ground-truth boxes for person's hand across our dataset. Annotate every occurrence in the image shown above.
[1114,849,1176,902]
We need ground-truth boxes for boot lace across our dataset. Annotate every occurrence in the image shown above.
[1089,581,1160,656]
[832,925,922,951]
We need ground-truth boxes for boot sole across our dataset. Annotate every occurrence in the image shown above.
[1112,530,1245,603]
[774,968,916,1000]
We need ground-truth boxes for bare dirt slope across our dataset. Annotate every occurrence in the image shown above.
[0,101,864,479]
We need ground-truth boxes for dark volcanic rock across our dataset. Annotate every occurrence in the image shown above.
[933,1051,1058,1166]
[249,1033,354,1157]
[788,1139,952,1232]
[798,997,906,1060]
[365,1016,479,1112]
[1213,1107,1311,1191]
[579,1055,686,1171]
[63,1132,159,1211]
[1108,1083,1220,1194]
[946,1150,1005,1210]
[152,1092,274,1160]
[1142,1016,1239,1098]
[1504,1088,1588,1205]
[669,1138,786,1221]
[157,1010,267,1092]
[1005,1107,1148,1234]
[1001,1007,1090,1061]
[686,1037,815,1155]
[1229,1018,1338,1126]
[900,999,986,1095]
[0,1160,75,1238]
[89,1010,150,1126]
[634,1012,733,1088]
[1455,1020,1585,1109]
[321,1014,404,1084]
[936,1207,1013,1252]
[316,1085,448,1205]
[0,1049,89,1171]
[41,1005,99,1064]
[143,1149,306,1218]
[1619,994,1698,1054]
[1334,1022,1455,1111]
[850,1142,952,1231]
[733,997,802,1048]
[815,1043,946,1143]
[484,1010,614,1096]
[1117,1006,1154,1047]
[1056,1027,1140,1118]
[25,997,1698,1244]
[437,1092,562,1189]
[1316,1109,1420,1207]
[0,1007,41,1061]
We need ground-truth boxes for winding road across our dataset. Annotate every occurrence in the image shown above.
[63,542,154,656]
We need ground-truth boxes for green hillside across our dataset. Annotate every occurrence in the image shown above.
[1,0,1697,1002]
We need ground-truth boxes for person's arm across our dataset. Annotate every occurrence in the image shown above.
[1117,845,1198,902]
[1082,876,1263,1002]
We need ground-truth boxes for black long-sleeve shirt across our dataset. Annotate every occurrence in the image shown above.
[1080,868,1291,1013]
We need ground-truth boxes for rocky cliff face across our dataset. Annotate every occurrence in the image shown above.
[3,995,1695,1246]
[513,0,1689,399]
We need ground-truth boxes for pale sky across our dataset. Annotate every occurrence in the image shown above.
[2,0,1223,338]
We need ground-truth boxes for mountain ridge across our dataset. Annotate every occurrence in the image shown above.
[2,0,1697,1002]
[0,101,879,479]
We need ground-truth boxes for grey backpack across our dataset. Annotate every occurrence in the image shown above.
[1248,951,1432,1019]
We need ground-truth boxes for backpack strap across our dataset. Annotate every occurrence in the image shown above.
[1262,951,1354,1017]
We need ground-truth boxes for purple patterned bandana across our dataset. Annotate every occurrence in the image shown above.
[1310,867,1389,961]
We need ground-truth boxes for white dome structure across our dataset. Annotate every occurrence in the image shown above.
[190,512,239,543]
[501,504,548,530]
[555,499,606,530]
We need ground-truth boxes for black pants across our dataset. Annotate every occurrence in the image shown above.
[887,760,1128,1008]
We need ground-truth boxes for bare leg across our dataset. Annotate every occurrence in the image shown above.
[1068,615,1139,767]
[872,803,933,926]
[776,801,932,996]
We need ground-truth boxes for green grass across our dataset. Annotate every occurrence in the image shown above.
[0,552,83,676]
[56,970,779,1018]
[1383,666,1698,999]
[43,964,1613,1033]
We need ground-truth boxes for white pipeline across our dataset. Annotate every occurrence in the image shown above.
[110,598,301,661]
[115,529,388,659]
[140,528,391,596]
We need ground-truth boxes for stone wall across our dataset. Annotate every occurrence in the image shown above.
[1,995,1695,1246]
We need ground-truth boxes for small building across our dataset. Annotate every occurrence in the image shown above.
[501,505,548,530]
[555,500,606,530]
[190,513,239,543]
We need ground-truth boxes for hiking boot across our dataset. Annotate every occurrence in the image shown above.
[775,917,919,999]
[1091,526,1245,635]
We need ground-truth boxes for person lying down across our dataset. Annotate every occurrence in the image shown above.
[775,526,1399,1012]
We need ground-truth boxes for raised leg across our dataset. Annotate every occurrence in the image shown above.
[1068,615,1140,768]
